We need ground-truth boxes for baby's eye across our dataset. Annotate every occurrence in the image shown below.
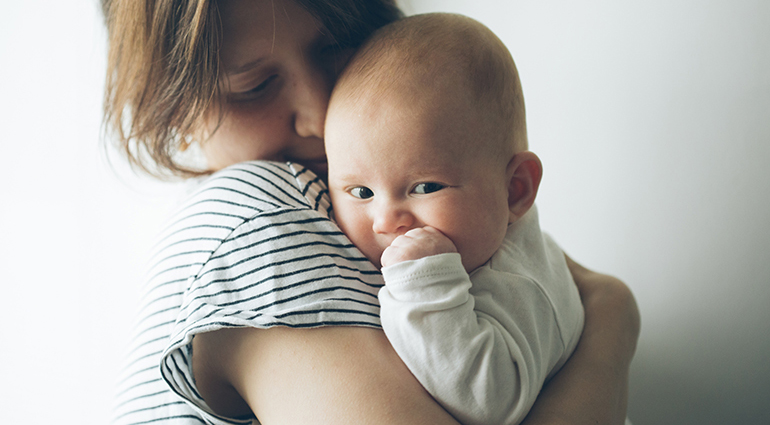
[350,186,374,199]
[413,182,445,194]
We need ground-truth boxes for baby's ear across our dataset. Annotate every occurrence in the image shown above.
[506,151,543,223]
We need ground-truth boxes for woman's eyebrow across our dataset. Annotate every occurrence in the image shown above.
[226,58,266,75]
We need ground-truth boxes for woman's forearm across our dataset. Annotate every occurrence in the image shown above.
[521,255,641,425]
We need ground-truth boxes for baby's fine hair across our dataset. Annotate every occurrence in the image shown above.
[335,13,528,155]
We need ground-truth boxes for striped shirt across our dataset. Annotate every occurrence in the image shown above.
[113,161,383,425]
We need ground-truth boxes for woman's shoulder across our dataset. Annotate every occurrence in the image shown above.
[144,161,333,296]
[151,161,328,249]
[183,160,330,218]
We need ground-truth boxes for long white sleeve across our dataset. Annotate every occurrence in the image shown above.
[379,211,583,425]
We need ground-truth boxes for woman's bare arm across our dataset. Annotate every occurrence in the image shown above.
[522,255,641,425]
[193,255,638,425]
[194,325,461,425]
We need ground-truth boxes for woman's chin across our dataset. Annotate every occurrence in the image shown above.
[300,160,328,180]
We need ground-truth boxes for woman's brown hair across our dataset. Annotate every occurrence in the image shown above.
[102,0,402,178]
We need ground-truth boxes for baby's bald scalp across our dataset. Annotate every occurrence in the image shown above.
[331,13,528,157]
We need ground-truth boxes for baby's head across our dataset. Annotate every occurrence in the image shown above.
[325,13,542,271]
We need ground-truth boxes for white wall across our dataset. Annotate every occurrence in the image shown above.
[401,1,770,424]
[1,1,767,424]
[1,2,185,423]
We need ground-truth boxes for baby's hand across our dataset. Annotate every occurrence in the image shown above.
[380,227,458,268]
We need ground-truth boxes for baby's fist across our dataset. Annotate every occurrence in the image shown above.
[380,226,457,268]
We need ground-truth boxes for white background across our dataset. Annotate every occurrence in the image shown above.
[1,1,768,424]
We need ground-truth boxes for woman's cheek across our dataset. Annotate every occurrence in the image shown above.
[216,101,289,160]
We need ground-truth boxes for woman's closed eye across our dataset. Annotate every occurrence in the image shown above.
[249,74,277,93]
[413,182,446,194]
[349,186,374,199]
[229,74,279,102]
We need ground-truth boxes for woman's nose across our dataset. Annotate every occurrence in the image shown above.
[372,204,415,235]
[292,67,332,139]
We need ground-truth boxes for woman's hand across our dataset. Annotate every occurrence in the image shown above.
[521,254,641,425]
[565,254,641,364]
[194,253,639,425]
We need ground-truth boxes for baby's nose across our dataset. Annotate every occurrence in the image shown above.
[372,205,414,235]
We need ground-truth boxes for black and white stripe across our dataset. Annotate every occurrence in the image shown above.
[113,162,383,425]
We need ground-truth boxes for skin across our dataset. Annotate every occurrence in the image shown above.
[193,2,458,421]
[524,254,640,425]
[190,1,639,424]
[326,64,541,272]
[200,0,348,178]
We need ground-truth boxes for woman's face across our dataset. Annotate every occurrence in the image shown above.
[202,0,350,178]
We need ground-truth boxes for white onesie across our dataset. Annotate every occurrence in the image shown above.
[379,206,584,425]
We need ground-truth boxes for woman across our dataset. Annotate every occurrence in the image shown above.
[104,0,640,424]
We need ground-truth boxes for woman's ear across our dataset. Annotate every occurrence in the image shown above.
[506,151,543,223]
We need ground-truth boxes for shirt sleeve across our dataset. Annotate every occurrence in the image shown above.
[379,252,558,425]
[157,163,384,425]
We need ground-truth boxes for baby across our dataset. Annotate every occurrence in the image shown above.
[325,13,584,425]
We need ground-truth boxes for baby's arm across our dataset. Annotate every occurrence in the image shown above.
[379,227,563,425]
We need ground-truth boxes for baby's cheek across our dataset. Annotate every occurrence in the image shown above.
[340,220,385,266]
[360,242,386,267]
[330,200,391,268]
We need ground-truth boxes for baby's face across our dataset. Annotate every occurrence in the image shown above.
[325,88,511,272]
